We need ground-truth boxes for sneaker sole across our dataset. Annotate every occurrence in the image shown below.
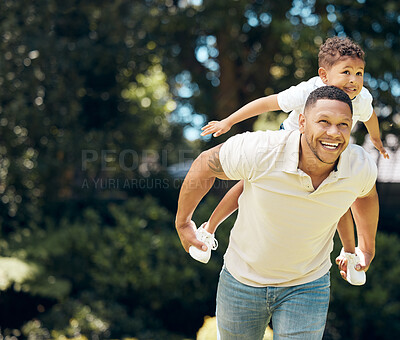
[189,246,210,264]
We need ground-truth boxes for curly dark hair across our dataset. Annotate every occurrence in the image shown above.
[318,36,365,68]
[305,86,353,115]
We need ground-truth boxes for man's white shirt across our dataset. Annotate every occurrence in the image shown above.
[219,129,377,287]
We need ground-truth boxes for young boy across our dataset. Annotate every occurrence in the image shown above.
[189,36,388,286]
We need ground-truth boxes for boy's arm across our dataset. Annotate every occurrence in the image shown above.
[201,94,281,137]
[364,110,389,159]
[205,180,243,234]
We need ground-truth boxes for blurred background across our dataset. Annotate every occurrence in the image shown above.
[0,0,399,339]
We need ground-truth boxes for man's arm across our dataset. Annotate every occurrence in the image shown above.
[175,144,230,252]
[336,208,355,253]
[336,185,379,278]
[353,184,379,270]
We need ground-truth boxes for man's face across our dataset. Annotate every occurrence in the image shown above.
[299,99,352,165]
[319,57,365,100]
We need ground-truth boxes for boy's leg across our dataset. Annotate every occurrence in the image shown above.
[337,208,355,253]
[216,267,270,340]
[271,272,330,340]
[190,181,243,263]
[207,180,243,233]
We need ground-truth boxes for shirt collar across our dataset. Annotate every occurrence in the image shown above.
[316,76,325,88]
[335,146,352,178]
[280,130,301,173]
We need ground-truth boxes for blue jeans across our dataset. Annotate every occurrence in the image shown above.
[216,268,330,340]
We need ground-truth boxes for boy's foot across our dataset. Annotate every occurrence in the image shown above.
[189,222,218,264]
[340,247,366,286]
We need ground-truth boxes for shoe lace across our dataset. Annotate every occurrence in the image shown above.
[210,237,218,250]
[197,228,218,250]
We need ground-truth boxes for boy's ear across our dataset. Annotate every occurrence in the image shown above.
[318,67,329,84]
[298,112,306,133]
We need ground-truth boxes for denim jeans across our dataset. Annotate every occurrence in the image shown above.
[216,267,330,340]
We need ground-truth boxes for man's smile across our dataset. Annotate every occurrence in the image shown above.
[320,141,340,150]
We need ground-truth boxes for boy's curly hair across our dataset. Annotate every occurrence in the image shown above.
[318,36,365,68]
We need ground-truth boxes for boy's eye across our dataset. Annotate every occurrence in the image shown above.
[343,71,350,74]
[319,120,329,124]
[357,72,363,76]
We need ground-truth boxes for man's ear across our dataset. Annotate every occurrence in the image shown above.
[298,112,306,134]
[318,67,329,84]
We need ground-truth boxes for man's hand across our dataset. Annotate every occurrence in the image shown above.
[335,247,375,281]
[175,220,207,253]
[201,119,232,137]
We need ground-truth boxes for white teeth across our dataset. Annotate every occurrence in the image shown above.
[321,142,339,149]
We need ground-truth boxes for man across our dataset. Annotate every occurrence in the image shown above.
[175,86,379,339]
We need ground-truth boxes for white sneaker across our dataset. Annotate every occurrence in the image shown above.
[340,247,366,286]
[189,222,218,264]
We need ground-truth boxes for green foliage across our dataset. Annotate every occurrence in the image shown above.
[1,195,236,339]
[0,0,186,225]
[326,232,400,340]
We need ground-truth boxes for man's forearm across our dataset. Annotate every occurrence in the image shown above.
[336,209,355,253]
[175,166,216,225]
[175,145,229,251]
[175,145,228,226]
[351,186,379,256]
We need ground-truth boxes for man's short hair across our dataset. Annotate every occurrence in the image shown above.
[318,36,365,68]
[305,86,353,114]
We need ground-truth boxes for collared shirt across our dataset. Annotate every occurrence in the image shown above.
[219,129,377,287]
[278,76,373,131]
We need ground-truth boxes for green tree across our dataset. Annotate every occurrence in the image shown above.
[0,0,185,228]
[1,0,400,338]
[151,0,399,142]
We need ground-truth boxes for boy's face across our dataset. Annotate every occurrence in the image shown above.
[318,57,365,100]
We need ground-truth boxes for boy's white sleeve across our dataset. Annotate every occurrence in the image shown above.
[357,87,374,122]
[277,78,315,113]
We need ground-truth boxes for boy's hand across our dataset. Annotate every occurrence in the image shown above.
[370,137,389,159]
[201,119,232,137]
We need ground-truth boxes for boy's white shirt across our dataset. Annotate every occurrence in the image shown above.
[278,76,374,131]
